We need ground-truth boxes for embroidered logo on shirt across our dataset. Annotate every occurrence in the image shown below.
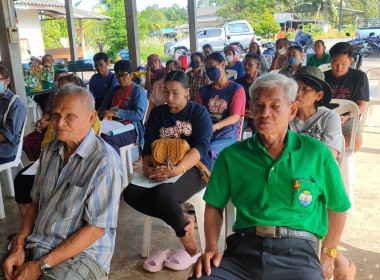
[159,120,192,138]
[298,190,313,207]
[208,95,228,114]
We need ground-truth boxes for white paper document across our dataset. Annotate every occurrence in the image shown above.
[101,120,124,134]
[131,168,183,188]
[22,159,40,176]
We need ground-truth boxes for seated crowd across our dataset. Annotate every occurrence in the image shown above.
[0,38,369,280]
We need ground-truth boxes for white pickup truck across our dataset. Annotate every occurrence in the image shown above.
[355,17,380,39]
[164,20,262,58]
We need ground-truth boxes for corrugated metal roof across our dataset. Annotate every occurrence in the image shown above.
[14,0,66,7]
[14,0,111,20]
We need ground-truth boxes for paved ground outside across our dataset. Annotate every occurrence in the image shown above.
[0,42,379,279]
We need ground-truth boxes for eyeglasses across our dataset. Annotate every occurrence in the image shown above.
[114,73,130,79]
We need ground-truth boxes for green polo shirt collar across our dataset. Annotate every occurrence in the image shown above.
[247,130,302,158]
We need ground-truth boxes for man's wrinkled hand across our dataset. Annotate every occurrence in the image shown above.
[188,250,222,279]
[14,261,42,280]
[3,249,25,280]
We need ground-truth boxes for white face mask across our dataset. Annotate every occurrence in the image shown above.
[226,55,234,63]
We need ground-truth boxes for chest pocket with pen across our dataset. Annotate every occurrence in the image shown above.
[292,178,317,213]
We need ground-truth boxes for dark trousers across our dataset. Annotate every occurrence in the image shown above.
[189,233,324,280]
[14,164,35,204]
[101,130,137,155]
[123,168,205,237]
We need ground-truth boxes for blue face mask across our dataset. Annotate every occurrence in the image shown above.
[288,57,299,66]
[206,67,221,81]
[190,60,200,69]
[0,82,4,93]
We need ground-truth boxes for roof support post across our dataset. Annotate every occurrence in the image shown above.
[338,0,343,31]
[78,19,86,59]
[65,0,78,60]
[0,0,31,132]
[124,0,141,70]
[188,0,198,54]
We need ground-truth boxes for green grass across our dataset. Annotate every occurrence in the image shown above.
[139,36,174,64]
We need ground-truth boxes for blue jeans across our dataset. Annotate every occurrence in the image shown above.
[210,138,236,165]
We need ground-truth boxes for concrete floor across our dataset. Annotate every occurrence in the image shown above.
[1,55,380,279]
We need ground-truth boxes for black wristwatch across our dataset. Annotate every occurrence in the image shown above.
[39,258,52,274]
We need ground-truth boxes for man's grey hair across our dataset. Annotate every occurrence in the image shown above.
[250,73,298,105]
[54,84,95,110]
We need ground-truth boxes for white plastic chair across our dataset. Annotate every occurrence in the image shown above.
[225,69,237,80]
[366,68,380,127]
[0,119,27,219]
[141,189,206,257]
[28,99,42,124]
[318,63,332,72]
[332,99,359,213]
[119,102,149,183]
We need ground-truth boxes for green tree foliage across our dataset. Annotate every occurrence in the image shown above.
[197,0,228,7]
[98,0,128,60]
[217,0,280,38]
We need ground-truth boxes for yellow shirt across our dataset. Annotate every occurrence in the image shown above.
[41,116,101,148]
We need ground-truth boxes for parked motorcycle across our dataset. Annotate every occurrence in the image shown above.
[363,32,380,57]
[290,34,314,52]
[262,42,276,67]
[346,33,371,69]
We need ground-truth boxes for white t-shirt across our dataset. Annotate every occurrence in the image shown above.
[289,107,342,154]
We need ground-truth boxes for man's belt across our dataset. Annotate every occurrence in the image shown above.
[235,226,318,243]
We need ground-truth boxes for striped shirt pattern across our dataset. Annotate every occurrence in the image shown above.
[28,129,125,273]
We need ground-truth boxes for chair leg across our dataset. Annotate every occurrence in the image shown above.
[141,215,153,258]
[0,182,5,219]
[126,148,133,175]
[367,105,374,127]
[4,169,15,197]
[192,199,205,253]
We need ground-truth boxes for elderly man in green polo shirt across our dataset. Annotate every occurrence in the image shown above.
[189,73,351,280]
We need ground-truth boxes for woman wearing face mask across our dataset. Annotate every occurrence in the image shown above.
[0,64,27,164]
[224,46,245,81]
[22,71,85,161]
[186,52,211,101]
[269,38,290,71]
[249,41,269,75]
[146,60,182,121]
[307,40,330,67]
[195,52,245,164]
[124,70,213,271]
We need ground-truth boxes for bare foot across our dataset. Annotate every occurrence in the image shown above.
[133,157,142,168]
[334,252,351,268]
[180,214,199,256]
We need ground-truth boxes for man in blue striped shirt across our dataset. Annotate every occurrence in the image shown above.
[2,85,125,279]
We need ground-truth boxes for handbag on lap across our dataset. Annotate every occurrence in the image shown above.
[150,138,211,183]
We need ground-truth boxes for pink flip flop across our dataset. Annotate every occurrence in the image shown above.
[143,248,177,272]
[164,249,201,271]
